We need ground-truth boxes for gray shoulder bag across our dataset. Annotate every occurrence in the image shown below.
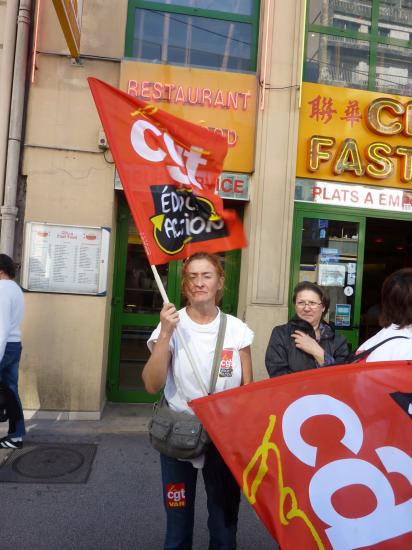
[148,313,227,459]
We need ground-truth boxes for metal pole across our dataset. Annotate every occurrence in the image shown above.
[0,0,32,256]
[0,0,19,206]
[150,264,208,395]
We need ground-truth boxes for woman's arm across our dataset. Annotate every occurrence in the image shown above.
[239,346,253,385]
[142,303,179,394]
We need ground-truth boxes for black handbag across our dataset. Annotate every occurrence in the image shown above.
[0,382,9,423]
[148,313,227,459]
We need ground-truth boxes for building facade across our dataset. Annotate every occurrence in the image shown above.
[0,0,410,417]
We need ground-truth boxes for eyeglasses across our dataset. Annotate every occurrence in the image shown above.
[295,301,322,309]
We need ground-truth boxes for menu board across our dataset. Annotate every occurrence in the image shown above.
[22,223,110,295]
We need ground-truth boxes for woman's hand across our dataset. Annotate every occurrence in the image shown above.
[142,302,178,394]
[159,302,179,337]
[291,330,325,365]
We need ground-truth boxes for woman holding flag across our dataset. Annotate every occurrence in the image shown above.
[143,252,253,550]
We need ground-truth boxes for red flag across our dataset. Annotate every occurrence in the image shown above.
[190,361,412,549]
[88,77,246,265]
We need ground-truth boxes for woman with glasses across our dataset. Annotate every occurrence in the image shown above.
[265,281,350,378]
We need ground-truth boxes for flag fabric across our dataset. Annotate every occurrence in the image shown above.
[88,77,246,265]
[190,361,412,549]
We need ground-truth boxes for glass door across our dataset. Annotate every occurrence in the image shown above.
[291,205,366,351]
[107,198,182,403]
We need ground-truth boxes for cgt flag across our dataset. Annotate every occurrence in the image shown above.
[88,77,246,265]
[190,361,412,549]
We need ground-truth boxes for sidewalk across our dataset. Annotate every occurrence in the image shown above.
[0,403,276,550]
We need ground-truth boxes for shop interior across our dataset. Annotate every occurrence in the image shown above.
[360,217,412,343]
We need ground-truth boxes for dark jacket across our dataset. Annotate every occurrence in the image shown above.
[265,316,350,378]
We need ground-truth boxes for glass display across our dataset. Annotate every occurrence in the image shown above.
[305,32,370,89]
[133,9,252,70]
[141,0,253,16]
[119,325,153,391]
[376,43,412,95]
[123,223,168,314]
[299,218,359,329]
[378,0,412,40]
[308,0,372,32]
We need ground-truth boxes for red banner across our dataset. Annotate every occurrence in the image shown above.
[88,78,246,265]
[190,361,412,549]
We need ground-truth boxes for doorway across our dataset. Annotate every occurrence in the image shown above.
[107,195,243,403]
[360,217,412,342]
[291,202,412,351]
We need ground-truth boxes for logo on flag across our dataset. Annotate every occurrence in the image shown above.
[190,361,412,549]
[88,78,246,264]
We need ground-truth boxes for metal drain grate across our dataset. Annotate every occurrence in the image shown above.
[0,443,97,483]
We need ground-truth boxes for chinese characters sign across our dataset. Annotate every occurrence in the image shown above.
[297,82,412,189]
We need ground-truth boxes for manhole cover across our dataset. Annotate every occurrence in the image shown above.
[12,447,85,479]
[0,443,97,484]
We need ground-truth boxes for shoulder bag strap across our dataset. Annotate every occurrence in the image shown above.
[208,313,227,395]
[353,335,409,363]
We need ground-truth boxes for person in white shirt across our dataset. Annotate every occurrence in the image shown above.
[143,252,253,550]
[357,268,412,361]
[0,254,25,448]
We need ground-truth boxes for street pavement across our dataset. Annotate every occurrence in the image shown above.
[0,403,277,550]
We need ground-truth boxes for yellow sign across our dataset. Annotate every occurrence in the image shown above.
[52,0,83,59]
[119,61,258,173]
[296,82,412,189]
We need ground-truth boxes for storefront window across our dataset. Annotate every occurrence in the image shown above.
[376,43,412,95]
[306,0,412,95]
[305,32,369,89]
[126,0,259,71]
[299,218,359,329]
[123,224,168,314]
[132,9,252,70]
[309,0,372,32]
[378,0,412,38]
[142,0,254,16]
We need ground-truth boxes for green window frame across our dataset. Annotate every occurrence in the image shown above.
[305,0,412,94]
[124,0,261,71]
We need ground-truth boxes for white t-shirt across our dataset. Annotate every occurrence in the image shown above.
[0,279,25,362]
[357,324,412,361]
[148,307,254,414]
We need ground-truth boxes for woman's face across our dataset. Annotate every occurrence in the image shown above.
[184,258,223,306]
[294,289,325,328]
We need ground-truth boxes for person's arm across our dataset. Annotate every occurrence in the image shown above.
[265,327,291,378]
[239,346,253,385]
[0,292,11,363]
[142,303,179,394]
[291,330,325,365]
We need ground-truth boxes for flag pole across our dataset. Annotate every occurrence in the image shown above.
[150,264,209,395]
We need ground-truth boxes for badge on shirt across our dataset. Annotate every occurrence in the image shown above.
[218,349,234,378]
[166,483,186,508]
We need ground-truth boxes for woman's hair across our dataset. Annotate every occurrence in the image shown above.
[292,281,330,317]
[0,254,16,279]
[182,252,225,304]
[380,268,412,328]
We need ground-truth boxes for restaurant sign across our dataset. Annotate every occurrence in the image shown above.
[119,61,257,173]
[297,83,412,189]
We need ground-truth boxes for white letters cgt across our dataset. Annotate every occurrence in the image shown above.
[282,394,412,549]
[130,120,207,189]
